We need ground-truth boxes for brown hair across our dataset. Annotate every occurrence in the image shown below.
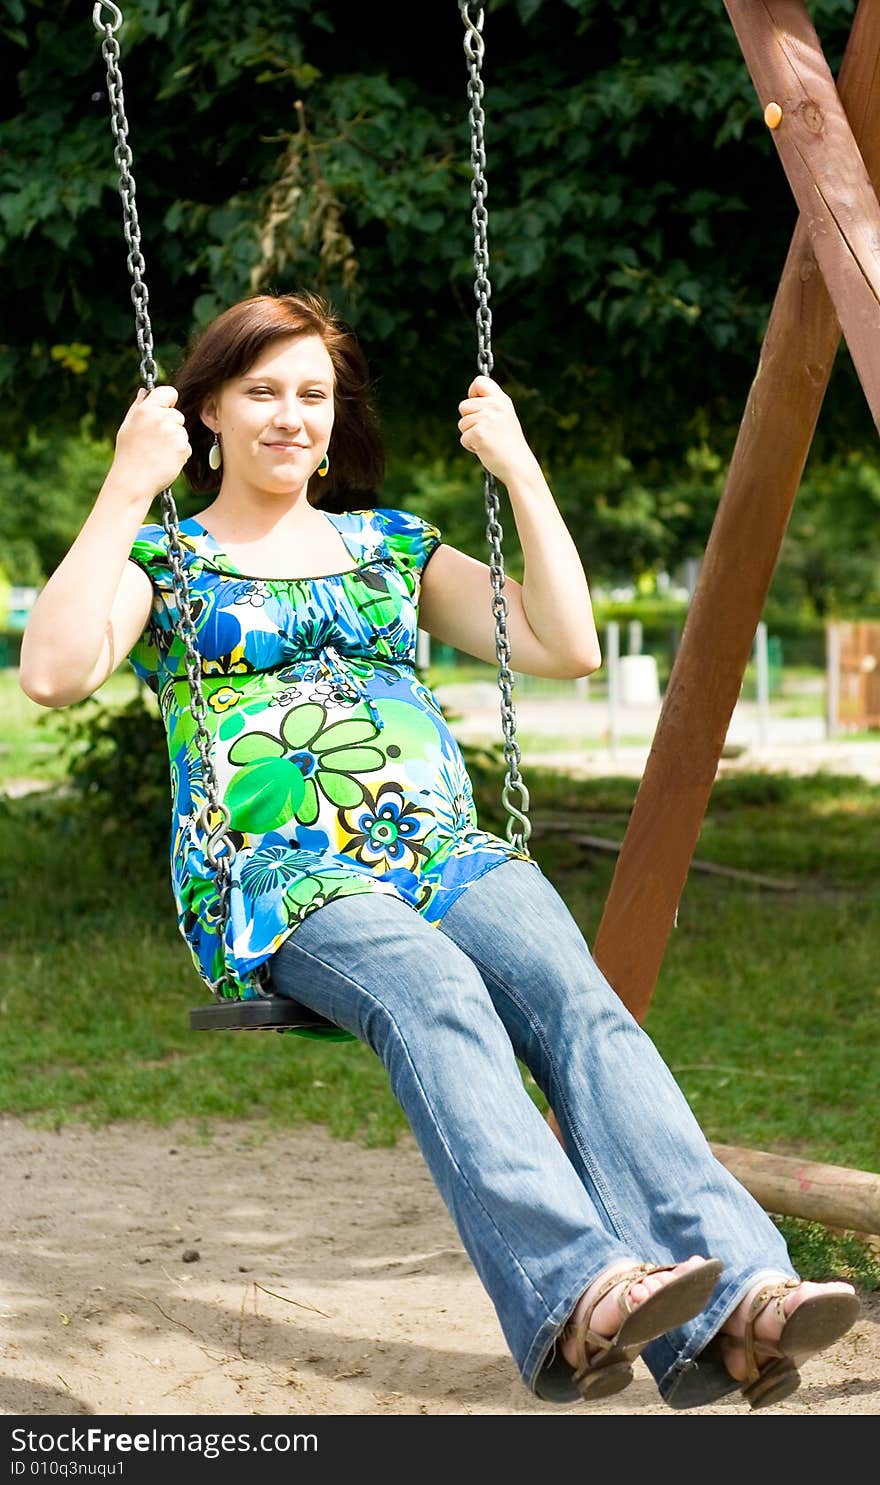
[172,291,385,511]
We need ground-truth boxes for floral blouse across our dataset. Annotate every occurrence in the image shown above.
[127,506,537,1000]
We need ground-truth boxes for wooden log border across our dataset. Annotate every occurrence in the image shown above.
[712,1142,880,1236]
[544,1108,879,1233]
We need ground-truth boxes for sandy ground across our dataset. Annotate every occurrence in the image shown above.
[1,1115,877,1419]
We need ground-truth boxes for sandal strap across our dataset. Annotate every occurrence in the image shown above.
[743,1277,801,1380]
[565,1262,678,1368]
[615,1263,680,1319]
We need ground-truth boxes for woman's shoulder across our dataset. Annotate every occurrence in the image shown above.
[320,506,441,574]
[368,506,440,537]
[374,507,442,573]
[338,506,442,564]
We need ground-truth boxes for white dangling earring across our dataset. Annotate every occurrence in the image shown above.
[208,434,222,471]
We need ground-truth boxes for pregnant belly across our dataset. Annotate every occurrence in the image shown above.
[213,693,475,849]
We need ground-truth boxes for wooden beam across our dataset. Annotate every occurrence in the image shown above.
[592,0,880,1023]
[725,0,880,432]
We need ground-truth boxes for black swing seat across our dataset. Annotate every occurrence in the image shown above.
[190,995,342,1035]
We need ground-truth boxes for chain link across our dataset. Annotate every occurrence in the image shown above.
[93,6,241,998]
[459,4,531,852]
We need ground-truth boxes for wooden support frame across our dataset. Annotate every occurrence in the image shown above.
[593,0,880,1024]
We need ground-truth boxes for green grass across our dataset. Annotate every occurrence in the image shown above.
[5,767,878,1162]
[0,787,412,1143]
[0,676,70,784]
[2,671,879,1285]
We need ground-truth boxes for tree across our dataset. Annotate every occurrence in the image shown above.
[1,0,875,595]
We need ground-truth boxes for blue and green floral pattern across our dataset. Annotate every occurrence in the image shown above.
[128,507,538,999]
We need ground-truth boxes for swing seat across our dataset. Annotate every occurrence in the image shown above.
[190,995,354,1040]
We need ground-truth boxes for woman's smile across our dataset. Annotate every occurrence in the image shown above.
[200,333,336,498]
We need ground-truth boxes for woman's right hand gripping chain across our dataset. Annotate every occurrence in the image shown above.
[111,385,192,505]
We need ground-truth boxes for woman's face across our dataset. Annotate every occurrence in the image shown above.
[201,333,336,495]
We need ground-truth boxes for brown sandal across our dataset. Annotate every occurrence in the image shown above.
[721,1277,861,1410]
[564,1257,724,1401]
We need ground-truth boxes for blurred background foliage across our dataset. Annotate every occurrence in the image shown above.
[0,0,877,614]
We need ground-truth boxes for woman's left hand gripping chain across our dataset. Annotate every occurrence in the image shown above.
[457,375,537,487]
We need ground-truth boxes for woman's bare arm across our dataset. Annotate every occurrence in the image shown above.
[419,377,601,679]
[19,386,191,708]
[419,531,600,680]
[19,488,155,707]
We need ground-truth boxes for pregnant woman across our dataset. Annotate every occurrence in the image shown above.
[19,290,859,1411]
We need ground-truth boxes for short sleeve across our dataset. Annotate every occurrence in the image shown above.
[371,507,442,579]
[126,524,178,690]
[128,523,177,596]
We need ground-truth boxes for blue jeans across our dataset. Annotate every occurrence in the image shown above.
[267,856,797,1408]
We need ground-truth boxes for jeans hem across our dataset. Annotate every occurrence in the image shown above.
[523,1256,642,1404]
[656,1265,799,1409]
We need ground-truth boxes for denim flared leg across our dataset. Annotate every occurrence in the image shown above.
[435,858,798,1406]
[268,858,797,1408]
[267,885,644,1395]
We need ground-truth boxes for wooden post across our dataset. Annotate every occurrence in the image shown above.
[726,0,880,433]
[592,0,880,1022]
[712,1144,880,1234]
[826,621,840,738]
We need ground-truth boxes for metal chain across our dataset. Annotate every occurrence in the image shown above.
[93,3,241,998]
[92,0,530,1003]
[459,3,531,851]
